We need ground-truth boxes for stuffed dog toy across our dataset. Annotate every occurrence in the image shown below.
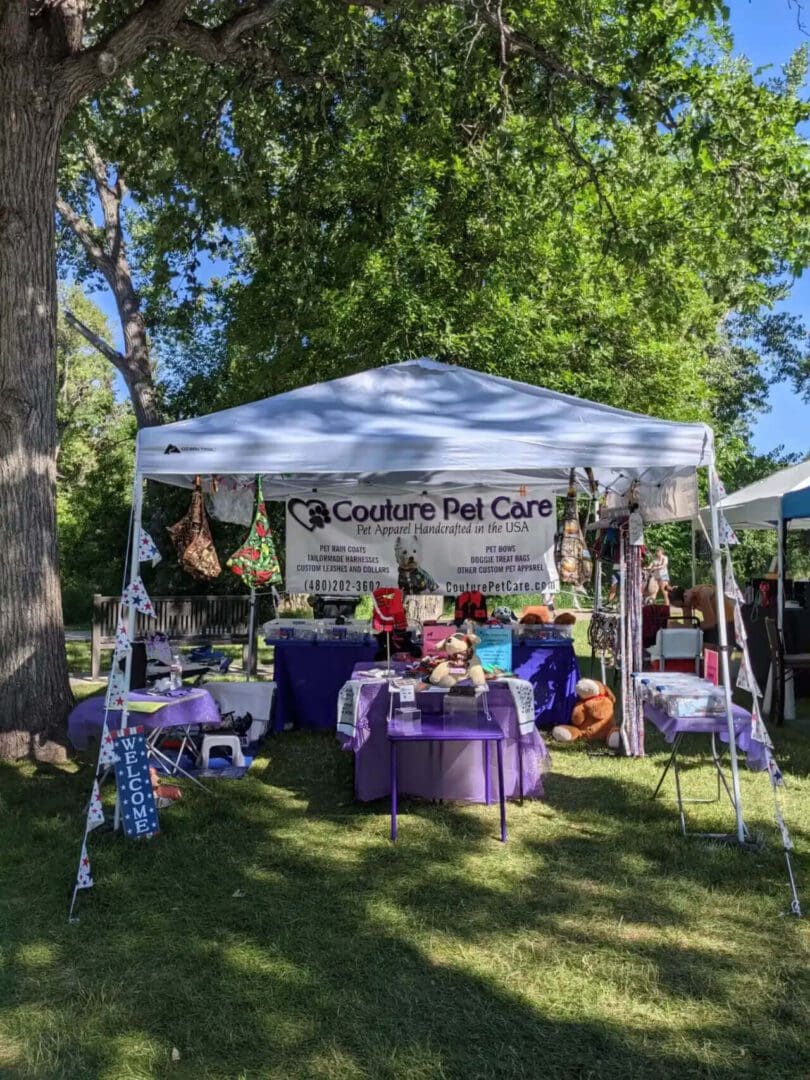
[424,631,486,688]
[395,534,437,595]
[552,678,620,748]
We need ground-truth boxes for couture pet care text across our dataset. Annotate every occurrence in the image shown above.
[285,488,558,595]
[330,495,554,534]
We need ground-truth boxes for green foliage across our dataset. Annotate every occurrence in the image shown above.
[56,286,135,621]
[54,3,810,603]
[60,2,810,436]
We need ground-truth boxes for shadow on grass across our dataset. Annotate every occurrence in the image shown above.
[0,732,808,1080]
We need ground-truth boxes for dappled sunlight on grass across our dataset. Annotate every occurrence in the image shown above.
[2,643,810,1077]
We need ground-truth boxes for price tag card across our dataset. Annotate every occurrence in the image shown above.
[398,683,416,704]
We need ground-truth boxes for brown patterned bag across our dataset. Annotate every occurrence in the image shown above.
[167,477,221,581]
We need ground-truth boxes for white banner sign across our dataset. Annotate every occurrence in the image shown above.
[285,489,558,596]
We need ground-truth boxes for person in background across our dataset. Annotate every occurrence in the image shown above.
[668,584,735,647]
[646,547,671,603]
[608,563,620,604]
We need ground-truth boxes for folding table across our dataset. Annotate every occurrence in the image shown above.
[387,689,507,843]
[646,702,756,839]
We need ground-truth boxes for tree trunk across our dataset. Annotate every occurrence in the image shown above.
[116,276,161,428]
[0,63,72,758]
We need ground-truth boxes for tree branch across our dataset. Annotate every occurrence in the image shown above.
[54,0,286,109]
[83,139,122,261]
[63,308,126,368]
[55,194,112,273]
[165,1,286,62]
[548,110,620,239]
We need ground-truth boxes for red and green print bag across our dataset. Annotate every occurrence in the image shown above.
[226,478,282,589]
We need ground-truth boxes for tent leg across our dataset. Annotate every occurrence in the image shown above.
[618,530,630,755]
[691,516,697,589]
[246,588,257,682]
[708,469,746,844]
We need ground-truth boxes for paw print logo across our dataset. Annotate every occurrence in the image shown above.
[290,498,332,532]
[308,501,332,529]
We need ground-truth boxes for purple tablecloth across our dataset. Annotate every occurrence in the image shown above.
[512,640,579,727]
[341,665,550,802]
[272,638,577,734]
[644,702,766,770]
[272,639,377,732]
[68,688,221,750]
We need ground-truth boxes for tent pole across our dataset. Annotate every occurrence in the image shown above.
[122,465,143,706]
[708,468,746,844]
[114,461,143,829]
[777,507,791,719]
[246,588,257,682]
[691,517,697,588]
[622,527,635,756]
[777,507,785,638]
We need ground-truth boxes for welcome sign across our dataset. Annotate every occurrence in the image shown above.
[285,488,558,596]
[112,727,160,839]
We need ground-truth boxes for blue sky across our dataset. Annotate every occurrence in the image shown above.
[729,0,809,456]
[92,3,808,454]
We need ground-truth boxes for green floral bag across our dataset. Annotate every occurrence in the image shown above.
[226,478,283,589]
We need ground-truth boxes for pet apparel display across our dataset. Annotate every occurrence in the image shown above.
[226,477,282,588]
[556,471,592,587]
[454,591,488,625]
[167,476,222,581]
[372,587,407,633]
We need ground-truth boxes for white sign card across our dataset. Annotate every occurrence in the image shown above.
[285,488,558,596]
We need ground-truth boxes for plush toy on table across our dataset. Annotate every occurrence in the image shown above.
[551,677,621,749]
[424,631,486,689]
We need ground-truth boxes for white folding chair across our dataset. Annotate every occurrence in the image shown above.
[646,628,703,674]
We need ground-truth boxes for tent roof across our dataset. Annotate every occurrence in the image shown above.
[715,460,810,530]
[137,358,714,492]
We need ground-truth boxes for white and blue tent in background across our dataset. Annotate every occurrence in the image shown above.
[713,459,810,532]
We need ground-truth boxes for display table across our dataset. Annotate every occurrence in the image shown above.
[645,701,765,768]
[338,663,550,803]
[68,688,221,750]
[389,711,507,842]
[645,701,759,838]
[271,636,577,733]
[271,639,377,732]
[511,639,579,728]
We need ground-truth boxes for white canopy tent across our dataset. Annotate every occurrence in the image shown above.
[137,359,713,491]
[128,358,745,840]
[698,460,810,721]
[710,460,810,532]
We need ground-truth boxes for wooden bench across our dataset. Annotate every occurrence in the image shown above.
[91,594,264,678]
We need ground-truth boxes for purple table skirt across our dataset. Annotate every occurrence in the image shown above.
[512,640,579,728]
[67,689,221,750]
[341,665,550,803]
[272,640,377,732]
[272,638,578,734]
[644,702,767,770]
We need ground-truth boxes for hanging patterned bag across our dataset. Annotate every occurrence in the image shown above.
[226,477,283,588]
[556,469,592,587]
[167,476,222,581]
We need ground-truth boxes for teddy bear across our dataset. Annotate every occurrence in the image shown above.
[424,631,486,688]
[394,535,438,595]
[519,605,554,625]
[551,677,620,749]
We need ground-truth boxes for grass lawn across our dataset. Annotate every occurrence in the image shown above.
[1,629,809,1078]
